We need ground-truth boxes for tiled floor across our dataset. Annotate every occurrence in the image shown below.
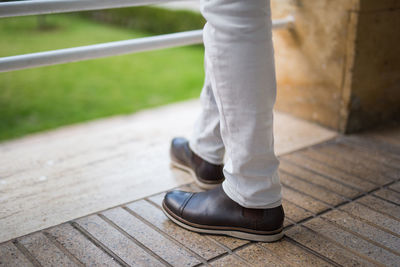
[0,100,336,243]
[1,122,399,266]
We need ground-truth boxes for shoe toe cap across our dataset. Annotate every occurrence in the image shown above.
[163,190,193,216]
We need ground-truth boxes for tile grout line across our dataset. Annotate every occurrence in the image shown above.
[70,222,129,267]
[200,235,252,266]
[282,196,319,216]
[122,204,211,266]
[284,235,342,267]
[341,137,400,159]
[222,241,257,262]
[280,157,367,192]
[337,205,400,239]
[283,153,386,189]
[339,146,400,171]
[282,170,393,214]
[206,251,252,266]
[287,175,400,263]
[279,158,368,195]
[317,216,400,256]
[97,213,172,267]
[279,165,361,200]
[298,224,387,267]
[42,231,85,267]
[356,199,400,223]
[282,183,339,210]
[280,182,386,234]
[327,140,400,170]
[283,218,297,231]
[309,144,400,174]
[295,150,385,186]
[355,180,400,222]
[280,169,353,201]
[253,241,308,267]
[304,146,397,184]
[12,240,42,267]
[371,193,400,207]
[387,186,400,194]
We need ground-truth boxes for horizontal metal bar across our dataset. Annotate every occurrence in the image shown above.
[0,17,294,73]
[0,30,203,73]
[0,0,185,18]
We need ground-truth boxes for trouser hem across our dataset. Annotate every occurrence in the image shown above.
[222,180,282,209]
[188,141,224,165]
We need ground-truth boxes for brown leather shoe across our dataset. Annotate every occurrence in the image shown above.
[162,185,285,242]
[170,137,224,189]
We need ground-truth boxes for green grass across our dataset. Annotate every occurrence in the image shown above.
[0,14,204,141]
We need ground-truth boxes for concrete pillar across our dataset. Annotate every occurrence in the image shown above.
[271,0,400,133]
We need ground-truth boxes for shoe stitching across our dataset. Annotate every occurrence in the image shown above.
[179,192,194,216]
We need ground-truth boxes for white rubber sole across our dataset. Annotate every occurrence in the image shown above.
[162,202,284,242]
[170,159,221,190]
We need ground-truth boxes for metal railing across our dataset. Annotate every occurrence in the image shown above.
[0,0,294,73]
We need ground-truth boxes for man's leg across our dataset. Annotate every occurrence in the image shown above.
[189,57,225,165]
[201,0,281,208]
[169,58,225,189]
[163,0,284,241]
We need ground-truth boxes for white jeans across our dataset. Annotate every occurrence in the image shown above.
[190,0,282,209]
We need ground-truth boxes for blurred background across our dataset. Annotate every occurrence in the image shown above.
[1,0,399,141]
[0,1,204,141]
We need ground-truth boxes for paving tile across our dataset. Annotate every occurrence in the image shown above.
[343,136,400,163]
[282,186,330,214]
[281,199,313,223]
[102,207,201,266]
[304,217,400,266]
[126,200,226,260]
[283,219,293,228]
[337,141,400,170]
[147,192,166,207]
[280,171,346,206]
[364,128,400,146]
[286,225,376,267]
[300,148,394,185]
[357,194,400,220]
[76,215,163,266]
[389,181,400,193]
[204,235,249,251]
[340,202,400,236]
[259,238,333,266]
[279,160,361,198]
[322,209,400,253]
[18,232,78,266]
[46,223,120,267]
[282,154,376,191]
[210,254,249,267]
[373,188,400,205]
[0,242,33,267]
[313,143,400,180]
[235,244,288,267]
[272,111,337,156]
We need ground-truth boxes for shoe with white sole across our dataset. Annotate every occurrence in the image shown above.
[162,185,285,242]
[170,137,224,189]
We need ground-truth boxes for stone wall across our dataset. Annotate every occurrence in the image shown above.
[271,0,400,133]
